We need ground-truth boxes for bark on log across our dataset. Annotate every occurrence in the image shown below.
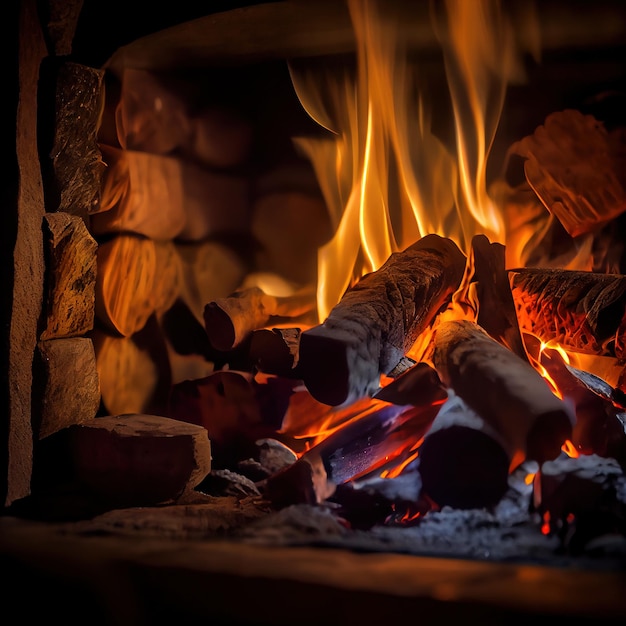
[41,212,97,340]
[430,319,575,466]
[298,234,466,406]
[204,286,316,352]
[33,338,100,440]
[509,268,626,359]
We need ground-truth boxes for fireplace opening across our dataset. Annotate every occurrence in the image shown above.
[4,1,626,623]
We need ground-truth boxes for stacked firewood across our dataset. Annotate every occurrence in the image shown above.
[91,67,331,416]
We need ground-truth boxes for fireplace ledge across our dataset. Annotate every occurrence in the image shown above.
[1,511,625,625]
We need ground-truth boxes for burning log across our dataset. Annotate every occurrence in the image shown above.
[417,392,512,509]
[264,401,439,508]
[429,319,575,467]
[203,286,316,352]
[298,234,466,406]
[471,234,528,361]
[373,361,447,407]
[531,345,626,469]
[509,268,626,359]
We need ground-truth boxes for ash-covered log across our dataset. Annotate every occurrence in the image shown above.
[298,234,466,406]
[534,454,625,553]
[429,319,575,467]
[417,392,512,509]
[509,268,626,359]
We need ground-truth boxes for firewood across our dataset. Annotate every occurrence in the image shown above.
[34,338,100,440]
[373,361,447,407]
[36,414,212,510]
[262,453,333,508]
[112,68,192,154]
[471,234,527,361]
[250,327,301,375]
[40,212,97,340]
[264,401,438,508]
[203,286,317,352]
[91,145,186,240]
[298,234,467,406]
[533,346,626,468]
[509,109,626,237]
[176,240,247,323]
[183,107,253,169]
[95,234,158,337]
[251,191,332,285]
[177,159,251,242]
[509,268,626,359]
[152,240,183,316]
[167,370,295,469]
[92,317,171,416]
[417,392,512,509]
[429,319,575,466]
[535,454,624,551]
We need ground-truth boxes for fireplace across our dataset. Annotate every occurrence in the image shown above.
[3,0,626,623]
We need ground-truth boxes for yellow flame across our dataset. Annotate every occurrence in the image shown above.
[291,0,540,320]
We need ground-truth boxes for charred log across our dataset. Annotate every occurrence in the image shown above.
[471,234,528,361]
[418,392,512,509]
[264,401,439,508]
[298,234,466,406]
[509,268,626,359]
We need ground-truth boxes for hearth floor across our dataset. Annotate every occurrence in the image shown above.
[1,506,625,626]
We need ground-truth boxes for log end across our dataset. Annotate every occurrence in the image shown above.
[418,425,511,509]
[203,302,236,352]
[298,325,376,406]
[526,407,575,465]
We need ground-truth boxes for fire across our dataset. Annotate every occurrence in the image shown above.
[291,0,540,321]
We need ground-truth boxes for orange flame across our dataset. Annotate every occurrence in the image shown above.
[291,0,540,319]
